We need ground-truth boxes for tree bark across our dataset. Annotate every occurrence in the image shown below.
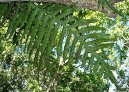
[0,0,123,17]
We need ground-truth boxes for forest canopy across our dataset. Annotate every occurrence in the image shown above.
[0,0,129,92]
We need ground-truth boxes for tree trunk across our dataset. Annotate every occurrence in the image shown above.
[0,0,123,17]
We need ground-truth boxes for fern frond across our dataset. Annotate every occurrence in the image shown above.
[6,2,118,88]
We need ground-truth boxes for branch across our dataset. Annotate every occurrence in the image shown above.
[46,57,64,92]
[0,0,123,17]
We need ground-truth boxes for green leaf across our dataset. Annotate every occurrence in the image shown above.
[28,12,43,57]
[68,37,78,63]
[75,41,83,61]
[39,19,54,54]
[63,31,72,61]
[19,3,32,28]
[21,7,39,41]
[57,26,67,57]
[31,15,49,54]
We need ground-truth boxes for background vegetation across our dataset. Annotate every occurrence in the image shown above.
[0,0,129,91]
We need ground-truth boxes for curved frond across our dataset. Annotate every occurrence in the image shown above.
[5,2,118,87]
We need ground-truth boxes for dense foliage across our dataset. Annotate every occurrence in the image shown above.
[0,0,129,91]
